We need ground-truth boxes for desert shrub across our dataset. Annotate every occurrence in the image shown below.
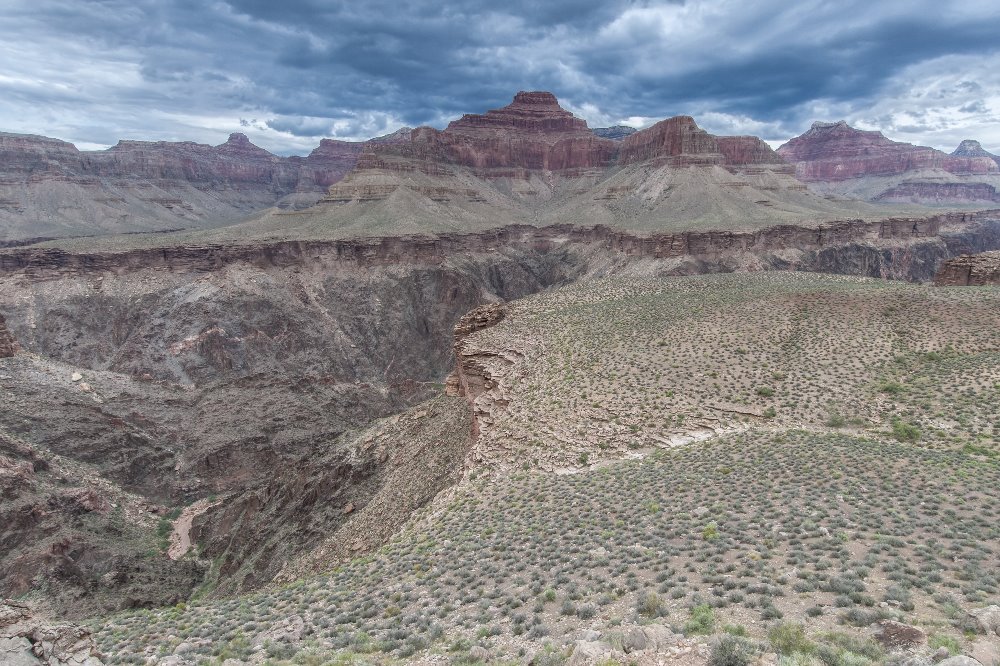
[928,634,960,656]
[768,623,814,656]
[710,635,757,666]
[890,419,920,442]
[637,591,668,618]
[815,632,883,666]
[684,604,715,635]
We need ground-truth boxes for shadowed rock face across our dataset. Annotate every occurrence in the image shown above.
[0,313,15,357]
[777,121,999,181]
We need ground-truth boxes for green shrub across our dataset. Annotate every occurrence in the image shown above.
[928,634,961,656]
[768,623,815,656]
[684,604,715,635]
[890,419,921,442]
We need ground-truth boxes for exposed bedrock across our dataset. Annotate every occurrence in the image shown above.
[935,251,1000,286]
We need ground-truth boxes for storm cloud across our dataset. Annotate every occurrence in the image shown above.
[2,0,998,154]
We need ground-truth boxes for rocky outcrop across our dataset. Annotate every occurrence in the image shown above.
[0,313,16,357]
[953,140,1000,167]
[717,135,795,174]
[616,118,792,172]
[778,121,999,181]
[0,600,104,664]
[935,251,1000,286]
[445,303,506,401]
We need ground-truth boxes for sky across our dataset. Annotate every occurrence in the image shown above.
[2,0,999,155]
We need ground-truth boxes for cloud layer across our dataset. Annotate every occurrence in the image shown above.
[2,0,998,154]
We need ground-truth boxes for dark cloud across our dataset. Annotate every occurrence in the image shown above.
[1,0,998,154]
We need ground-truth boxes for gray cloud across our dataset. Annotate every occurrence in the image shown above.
[1,0,998,154]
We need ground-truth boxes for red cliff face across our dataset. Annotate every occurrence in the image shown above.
[291,139,366,189]
[716,136,794,174]
[0,131,404,195]
[615,118,792,172]
[618,116,721,167]
[0,133,86,177]
[777,121,999,182]
[423,91,618,172]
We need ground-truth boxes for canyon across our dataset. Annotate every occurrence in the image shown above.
[2,91,1000,666]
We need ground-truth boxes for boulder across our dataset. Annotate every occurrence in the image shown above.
[937,657,984,666]
[970,638,1000,666]
[568,641,616,666]
[876,620,927,649]
[969,606,1000,636]
[620,626,648,653]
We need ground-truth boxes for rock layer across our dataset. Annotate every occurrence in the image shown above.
[935,251,1000,286]
[420,91,618,172]
[952,140,1000,167]
[777,121,998,181]
[0,130,409,241]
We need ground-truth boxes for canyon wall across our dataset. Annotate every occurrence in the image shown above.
[935,251,1000,286]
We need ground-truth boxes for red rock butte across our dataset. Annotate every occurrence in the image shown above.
[408,90,617,171]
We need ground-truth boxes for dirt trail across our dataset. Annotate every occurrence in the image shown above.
[168,497,224,560]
